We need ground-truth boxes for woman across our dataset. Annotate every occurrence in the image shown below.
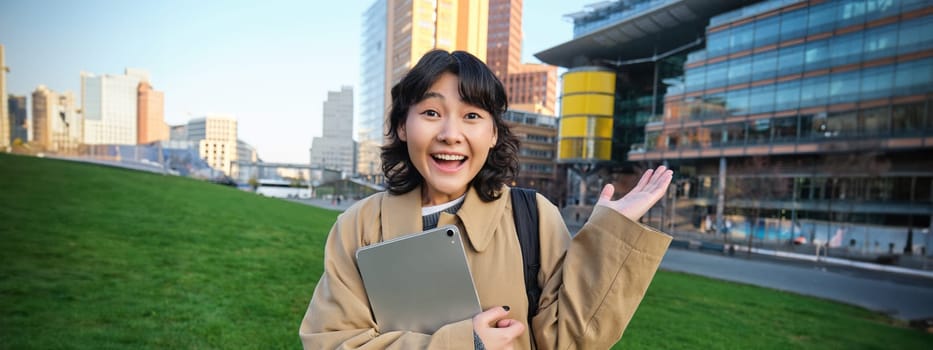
[299,50,673,349]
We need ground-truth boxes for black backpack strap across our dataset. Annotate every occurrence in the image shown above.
[510,187,541,328]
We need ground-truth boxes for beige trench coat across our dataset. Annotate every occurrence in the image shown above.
[299,185,671,349]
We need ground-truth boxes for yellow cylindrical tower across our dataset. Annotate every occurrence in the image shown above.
[557,67,616,162]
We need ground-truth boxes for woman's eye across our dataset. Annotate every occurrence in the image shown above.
[465,113,481,120]
[422,110,439,117]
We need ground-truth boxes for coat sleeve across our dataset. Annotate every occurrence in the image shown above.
[531,200,672,350]
[298,213,475,349]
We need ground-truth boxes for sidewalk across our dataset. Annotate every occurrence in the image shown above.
[661,248,933,322]
[290,197,359,211]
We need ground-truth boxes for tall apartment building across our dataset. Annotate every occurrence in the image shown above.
[137,81,168,144]
[538,0,933,256]
[1,44,9,150]
[81,69,143,145]
[311,86,357,177]
[357,0,490,181]
[8,95,28,144]
[187,115,238,176]
[31,85,81,153]
[486,0,558,115]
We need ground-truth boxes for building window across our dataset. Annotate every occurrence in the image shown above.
[727,56,751,85]
[779,9,807,41]
[860,107,889,137]
[892,103,925,134]
[753,15,780,47]
[772,116,798,142]
[751,50,778,82]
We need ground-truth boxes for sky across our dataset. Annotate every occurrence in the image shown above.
[1,0,589,164]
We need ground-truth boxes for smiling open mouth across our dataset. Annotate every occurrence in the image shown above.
[431,153,467,168]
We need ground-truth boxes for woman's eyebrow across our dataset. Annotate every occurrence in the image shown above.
[418,91,445,102]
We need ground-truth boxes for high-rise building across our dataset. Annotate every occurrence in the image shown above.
[137,81,168,144]
[81,69,143,145]
[358,0,388,181]
[311,86,357,177]
[486,0,522,79]
[387,0,488,88]
[31,86,51,149]
[8,95,28,144]
[1,44,9,150]
[486,0,558,116]
[187,115,238,176]
[357,0,490,181]
[31,85,81,153]
[537,0,933,256]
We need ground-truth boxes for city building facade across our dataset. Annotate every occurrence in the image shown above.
[31,85,82,153]
[507,64,558,115]
[537,0,933,257]
[8,94,28,144]
[237,139,259,164]
[81,70,142,145]
[169,124,188,141]
[486,0,523,79]
[137,81,168,144]
[187,115,238,176]
[310,86,357,177]
[503,109,561,202]
[358,0,388,181]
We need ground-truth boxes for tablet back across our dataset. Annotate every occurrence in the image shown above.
[355,225,482,334]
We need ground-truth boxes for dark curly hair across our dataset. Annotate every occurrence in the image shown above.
[381,49,519,202]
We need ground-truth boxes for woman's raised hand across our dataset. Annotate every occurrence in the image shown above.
[595,165,673,222]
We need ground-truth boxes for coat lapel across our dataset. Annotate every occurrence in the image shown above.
[380,187,423,240]
[455,185,508,253]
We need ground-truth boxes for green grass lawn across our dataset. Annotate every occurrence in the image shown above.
[1,153,931,349]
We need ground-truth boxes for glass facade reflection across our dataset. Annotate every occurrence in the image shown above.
[646,0,933,152]
[628,0,933,256]
[541,0,933,257]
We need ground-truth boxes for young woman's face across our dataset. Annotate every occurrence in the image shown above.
[398,72,498,205]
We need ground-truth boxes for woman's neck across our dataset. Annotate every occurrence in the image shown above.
[421,186,468,206]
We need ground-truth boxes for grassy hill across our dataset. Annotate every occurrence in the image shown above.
[0,154,335,348]
[1,153,930,349]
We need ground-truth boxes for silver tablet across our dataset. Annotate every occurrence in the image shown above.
[355,225,482,334]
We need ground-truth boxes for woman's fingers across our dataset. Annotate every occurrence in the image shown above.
[474,306,510,327]
[598,184,615,203]
[630,169,653,193]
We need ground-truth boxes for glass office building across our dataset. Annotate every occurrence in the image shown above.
[539,0,933,258]
[357,0,387,181]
